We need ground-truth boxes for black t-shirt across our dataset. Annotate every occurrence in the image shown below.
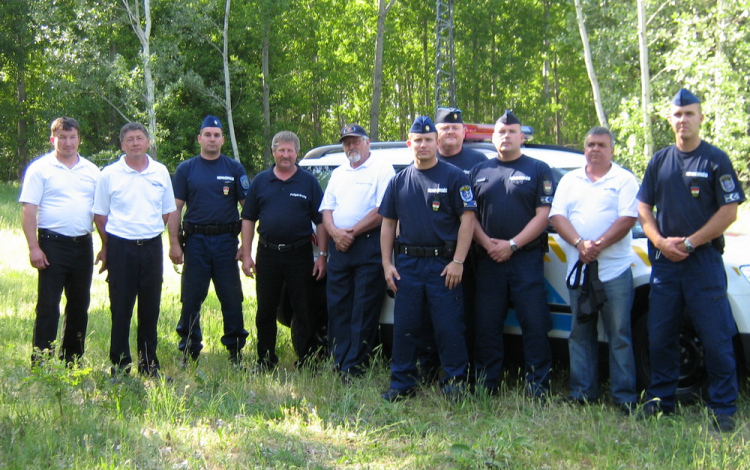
[241,165,323,244]
[172,154,249,225]
[470,155,555,240]
[638,141,745,237]
[437,146,488,174]
[379,160,476,246]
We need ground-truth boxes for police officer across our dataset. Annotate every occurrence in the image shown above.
[470,110,555,398]
[379,116,476,402]
[320,124,395,380]
[20,117,100,366]
[241,131,328,371]
[168,115,250,366]
[637,89,745,432]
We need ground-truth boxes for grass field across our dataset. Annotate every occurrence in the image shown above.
[1,182,749,469]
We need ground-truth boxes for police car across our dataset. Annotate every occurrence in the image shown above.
[299,139,750,400]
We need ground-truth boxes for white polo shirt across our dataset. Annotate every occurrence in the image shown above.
[93,155,176,240]
[19,152,100,237]
[550,163,639,283]
[319,154,395,228]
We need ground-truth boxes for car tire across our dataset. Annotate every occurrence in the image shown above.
[632,311,707,403]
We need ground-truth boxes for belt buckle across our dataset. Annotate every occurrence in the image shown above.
[277,243,286,251]
[404,246,409,255]
[136,239,146,246]
[434,249,439,256]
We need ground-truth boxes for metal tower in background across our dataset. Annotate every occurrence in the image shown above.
[435,0,456,111]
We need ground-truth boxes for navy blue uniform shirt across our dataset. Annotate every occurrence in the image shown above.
[172,154,249,225]
[470,155,555,240]
[638,141,745,237]
[379,160,476,246]
[241,165,323,244]
[437,147,488,175]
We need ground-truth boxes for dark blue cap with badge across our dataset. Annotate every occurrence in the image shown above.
[497,109,521,126]
[409,116,436,134]
[672,88,701,106]
[435,107,463,124]
[339,124,368,142]
[201,115,223,130]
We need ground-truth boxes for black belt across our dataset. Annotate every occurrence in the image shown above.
[108,234,161,246]
[259,237,309,252]
[184,220,240,236]
[396,242,455,258]
[357,228,381,239]
[38,228,91,243]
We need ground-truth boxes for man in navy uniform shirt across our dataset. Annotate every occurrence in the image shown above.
[436,107,487,175]
[168,115,250,366]
[241,131,328,371]
[470,110,555,399]
[637,89,745,432]
[379,116,476,402]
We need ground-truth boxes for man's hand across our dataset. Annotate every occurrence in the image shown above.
[95,246,107,274]
[29,246,49,270]
[242,256,257,278]
[330,226,355,252]
[384,264,401,293]
[441,261,464,289]
[169,244,184,265]
[485,238,512,263]
[313,255,327,280]
[658,236,690,262]
[577,239,603,264]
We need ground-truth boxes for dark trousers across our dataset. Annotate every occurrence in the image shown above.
[33,235,93,363]
[474,250,553,395]
[390,255,468,391]
[255,243,316,365]
[106,234,163,374]
[647,245,738,415]
[176,233,248,356]
[326,232,386,375]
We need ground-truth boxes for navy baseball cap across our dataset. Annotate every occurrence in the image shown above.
[435,107,463,124]
[497,109,521,126]
[409,116,436,134]
[339,124,368,142]
[672,88,701,106]
[200,115,223,130]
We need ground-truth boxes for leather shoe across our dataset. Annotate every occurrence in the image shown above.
[381,387,416,402]
[713,414,735,433]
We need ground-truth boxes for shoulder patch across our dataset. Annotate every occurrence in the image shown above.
[725,192,741,203]
[720,174,735,193]
[460,185,474,202]
[543,180,553,195]
[240,175,250,189]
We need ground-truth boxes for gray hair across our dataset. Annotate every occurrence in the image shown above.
[271,131,300,153]
[120,122,150,143]
[585,126,615,147]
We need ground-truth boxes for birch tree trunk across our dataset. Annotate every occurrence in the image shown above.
[573,0,607,128]
[221,0,240,162]
[637,0,652,159]
[122,0,158,159]
[369,0,397,142]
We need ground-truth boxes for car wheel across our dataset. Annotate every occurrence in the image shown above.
[632,311,707,403]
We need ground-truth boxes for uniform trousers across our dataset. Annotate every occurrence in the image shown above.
[255,242,316,366]
[33,234,93,363]
[176,233,248,357]
[106,234,163,374]
[327,231,385,375]
[474,249,553,395]
[647,245,738,415]
[390,254,468,391]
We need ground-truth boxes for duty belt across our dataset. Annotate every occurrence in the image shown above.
[108,234,161,246]
[259,237,309,252]
[396,241,455,258]
[38,228,92,243]
[183,220,240,236]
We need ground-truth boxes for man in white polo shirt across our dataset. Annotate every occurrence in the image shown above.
[320,124,395,380]
[94,122,176,378]
[550,126,639,414]
[20,116,100,367]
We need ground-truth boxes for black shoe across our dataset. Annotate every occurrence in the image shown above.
[149,370,174,383]
[636,403,673,420]
[561,396,587,406]
[619,402,637,416]
[713,414,735,433]
[251,361,276,374]
[381,387,416,403]
[180,352,200,369]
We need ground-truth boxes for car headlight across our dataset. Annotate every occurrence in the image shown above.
[740,265,750,285]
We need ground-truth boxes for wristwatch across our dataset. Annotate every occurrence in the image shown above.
[509,239,518,252]
[683,238,695,253]
[317,251,329,258]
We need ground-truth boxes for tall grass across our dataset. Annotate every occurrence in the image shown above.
[0,181,748,469]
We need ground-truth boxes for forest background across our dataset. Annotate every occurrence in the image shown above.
[1,0,748,183]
